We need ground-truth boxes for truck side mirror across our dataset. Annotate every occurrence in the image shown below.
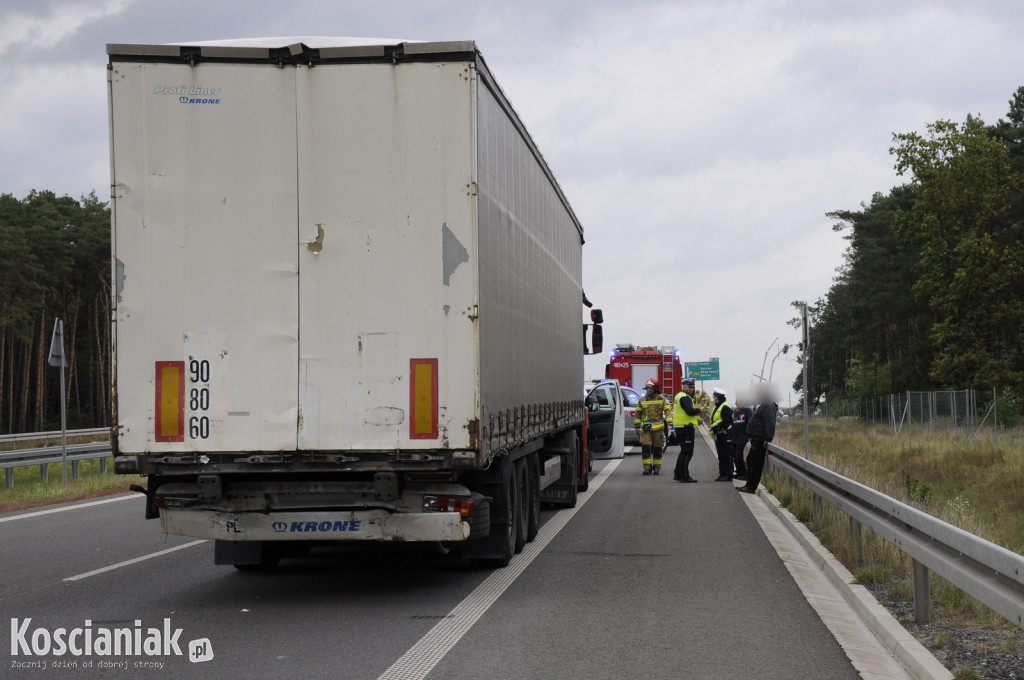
[583,309,603,355]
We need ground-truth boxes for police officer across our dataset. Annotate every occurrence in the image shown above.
[671,378,703,482]
[731,402,753,480]
[710,388,734,481]
[634,378,671,475]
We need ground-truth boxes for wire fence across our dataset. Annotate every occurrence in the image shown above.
[816,388,1018,440]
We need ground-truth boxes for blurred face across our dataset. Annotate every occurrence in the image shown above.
[683,383,695,395]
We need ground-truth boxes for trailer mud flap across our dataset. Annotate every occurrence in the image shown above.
[160,509,470,542]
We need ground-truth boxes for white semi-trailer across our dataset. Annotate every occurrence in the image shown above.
[107,38,603,568]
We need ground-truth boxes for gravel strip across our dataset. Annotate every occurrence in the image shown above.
[868,577,1024,679]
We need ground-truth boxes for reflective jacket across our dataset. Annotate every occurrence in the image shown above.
[635,393,671,430]
[672,392,702,427]
[710,400,733,435]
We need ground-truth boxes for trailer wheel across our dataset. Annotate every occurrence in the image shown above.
[577,435,589,494]
[513,457,529,554]
[526,453,540,541]
[468,456,515,568]
[468,492,490,539]
[562,435,579,508]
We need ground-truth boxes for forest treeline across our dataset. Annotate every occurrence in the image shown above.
[0,191,110,434]
[5,90,1024,433]
[799,86,1024,414]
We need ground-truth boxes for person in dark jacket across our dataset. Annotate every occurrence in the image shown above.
[730,404,753,480]
[737,400,778,494]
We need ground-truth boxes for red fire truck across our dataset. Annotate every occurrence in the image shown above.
[606,344,683,397]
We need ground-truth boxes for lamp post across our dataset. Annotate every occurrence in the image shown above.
[801,304,810,457]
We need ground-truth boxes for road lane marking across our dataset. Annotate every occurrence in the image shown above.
[63,540,208,581]
[0,493,141,523]
[377,458,622,680]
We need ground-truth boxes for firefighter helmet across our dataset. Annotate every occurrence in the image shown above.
[645,378,659,388]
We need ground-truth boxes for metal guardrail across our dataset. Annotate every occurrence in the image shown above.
[767,442,1024,629]
[0,427,109,448]
[0,428,112,489]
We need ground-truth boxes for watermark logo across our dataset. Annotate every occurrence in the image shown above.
[189,638,214,663]
[9,618,213,668]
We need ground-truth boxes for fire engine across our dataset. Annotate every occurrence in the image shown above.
[606,344,683,397]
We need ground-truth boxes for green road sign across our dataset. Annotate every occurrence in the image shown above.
[685,358,720,381]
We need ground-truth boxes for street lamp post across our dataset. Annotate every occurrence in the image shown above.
[801,304,810,457]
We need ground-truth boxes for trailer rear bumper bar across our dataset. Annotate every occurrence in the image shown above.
[160,508,471,542]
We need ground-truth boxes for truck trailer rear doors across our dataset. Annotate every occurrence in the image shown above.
[111,56,479,455]
[292,62,477,451]
[111,61,301,454]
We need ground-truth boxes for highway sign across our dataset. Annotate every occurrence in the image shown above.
[685,358,720,381]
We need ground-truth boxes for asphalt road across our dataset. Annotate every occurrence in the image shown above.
[2,437,862,680]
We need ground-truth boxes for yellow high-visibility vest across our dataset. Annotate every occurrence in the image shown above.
[711,400,732,432]
[672,392,701,427]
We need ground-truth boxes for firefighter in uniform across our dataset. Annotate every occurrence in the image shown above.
[634,378,671,475]
[671,378,703,482]
[694,389,713,426]
[710,388,735,481]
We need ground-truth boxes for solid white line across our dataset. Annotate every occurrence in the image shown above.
[63,539,209,582]
[377,458,622,680]
[0,493,141,523]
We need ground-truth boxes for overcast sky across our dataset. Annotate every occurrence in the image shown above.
[3,0,1024,405]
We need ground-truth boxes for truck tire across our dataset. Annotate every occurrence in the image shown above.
[513,457,529,554]
[577,435,589,494]
[526,453,540,541]
[468,492,490,539]
[564,435,579,508]
[468,456,516,568]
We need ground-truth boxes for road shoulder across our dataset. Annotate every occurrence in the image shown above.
[738,486,953,680]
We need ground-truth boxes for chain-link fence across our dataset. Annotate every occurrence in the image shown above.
[817,389,1011,437]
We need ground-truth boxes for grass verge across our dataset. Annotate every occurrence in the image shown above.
[0,457,143,514]
[771,419,1024,677]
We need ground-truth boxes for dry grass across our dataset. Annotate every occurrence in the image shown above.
[770,419,1024,629]
[774,419,1024,553]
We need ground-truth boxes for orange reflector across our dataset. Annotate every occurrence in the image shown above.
[409,358,438,439]
[155,361,185,442]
